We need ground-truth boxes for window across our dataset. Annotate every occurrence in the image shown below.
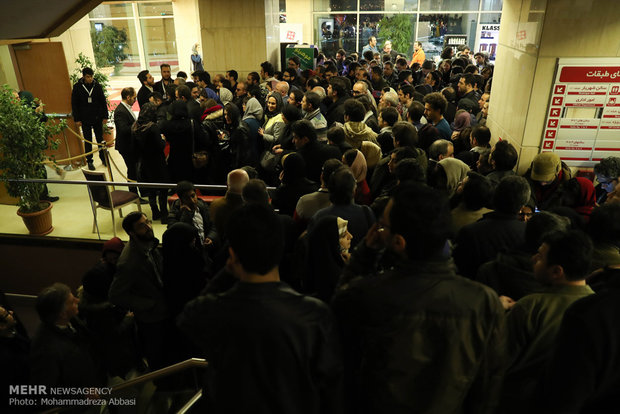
[316,14,358,57]
[89,2,178,77]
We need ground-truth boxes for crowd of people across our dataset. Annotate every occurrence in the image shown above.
[2,43,619,413]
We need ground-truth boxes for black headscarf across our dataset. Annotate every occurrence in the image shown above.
[281,152,306,185]
[306,215,345,302]
[265,92,283,120]
[224,102,241,130]
[168,99,189,120]
[132,102,158,134]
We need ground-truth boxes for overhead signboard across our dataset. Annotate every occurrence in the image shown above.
[542,58,620,166]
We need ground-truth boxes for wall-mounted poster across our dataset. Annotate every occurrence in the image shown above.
[474,24,500,61]
[542,58,620,166]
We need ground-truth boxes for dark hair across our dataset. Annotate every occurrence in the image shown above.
[185,81,197,90]
[176,85,192,101]
[304,91,321,111]
[464,64,478,74]
[329,77,347,98]
[392,121,418,147]
[371,66,382,76]
[36,283,72,325]
[122,211,147,235]
[284,68,297,79]
[226,69,238,81]
[288,55,300,65]
[327,126,346,145]
[383,61,393,69]
[380,107,399,126]
[493,176,531,214]
[525,212,569,253]
[260,61,275,76]
[362,50,374,61]
[491,140,518,171]
[543,230,593,281]
[587,203,620,245]
[195,70,211,85]
[472,125,491,147]
[82,67,94,76]
[428,71,441,86]
[408,101,425,122]
[343,149,358,167]
[393,146,417,163]
[220,79,232,90]
[176,180,195,198]
[594,157,620,178]
[344,99,365,122]
[121,87,135,100]
[394,158,426,183]
[460,73,476,88]
[177,71,188,79]
[247,85,261,99]
[289,89,304,104]
[227,203,284,274]
[292,119,318,143]
[423,92,447,115]
[400,84,415,99]
[462,171,493,210]
[396,57,408,67]
[325,64,338,74]
[328,167,356,205]
[440,47,453,60]
[390,183,452,259]
[282,104,302,123]
[242,179,269,205]
[322,159,343,185]
[150,91,163,102]
[137,70,149,84]
[248,72,260,84]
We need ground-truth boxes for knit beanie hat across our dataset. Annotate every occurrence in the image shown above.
[102,237,124,255]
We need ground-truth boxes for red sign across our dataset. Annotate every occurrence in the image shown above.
[611,86,620,95]
[559,66,620,83]
[286,31,296,41]
[547,119,559,128]
[549,108,561,117]
[516,30,526,40]
[554,85,566,94]
[543,141,554,149]
[546,130,556,139]
[552,97,564,106]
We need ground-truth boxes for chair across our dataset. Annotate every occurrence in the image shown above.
[82,169,142,237]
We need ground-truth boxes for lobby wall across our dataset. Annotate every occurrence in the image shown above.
[487,0,620,173]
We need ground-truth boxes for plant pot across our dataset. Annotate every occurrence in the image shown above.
[103,128,115,148]
[16,201,53,236]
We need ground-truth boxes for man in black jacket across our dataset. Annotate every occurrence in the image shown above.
[153,63,173,100]
[136,69,155,108]
[454,175,531,278]
[291,119,341,184]
[326,76,349,127]
[332,184,505,414]
[167,181,217,247]
[178,203,343,413]
[113,87,143,198]
[71,67,108,170]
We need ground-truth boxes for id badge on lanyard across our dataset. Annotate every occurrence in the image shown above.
[83,84,94,104]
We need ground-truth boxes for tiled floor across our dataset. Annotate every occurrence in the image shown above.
[0,148,168,243]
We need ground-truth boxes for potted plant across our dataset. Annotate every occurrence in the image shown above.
[70,53,116,146]
[0,85,66,235]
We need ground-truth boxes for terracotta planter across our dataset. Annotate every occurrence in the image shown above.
[103,129,115,148]
[16,201,53,236]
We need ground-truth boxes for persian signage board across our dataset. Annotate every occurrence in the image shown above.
[542,58,620,166]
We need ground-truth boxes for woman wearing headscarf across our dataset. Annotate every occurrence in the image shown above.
[242,96,263,161]
[190,43,203,72]
[305,215,353,303]
[160,100,193,183]
[259,92,285,148]
[451,110,471,134]
[429,157,470,198]
[221,102,257,169]
[271,153,318,216]
[132,102,169,222]
[343,149,371,205]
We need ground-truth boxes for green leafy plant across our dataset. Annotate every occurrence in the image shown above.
[377,14,414,57]
[91,25,128,69]
[0,85,66,212]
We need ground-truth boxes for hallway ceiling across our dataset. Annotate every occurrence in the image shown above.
[0,0,103,40]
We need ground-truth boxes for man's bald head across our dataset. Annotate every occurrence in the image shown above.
[312,86,326,99]
[276,81,289,97]
[227,169,250,193]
